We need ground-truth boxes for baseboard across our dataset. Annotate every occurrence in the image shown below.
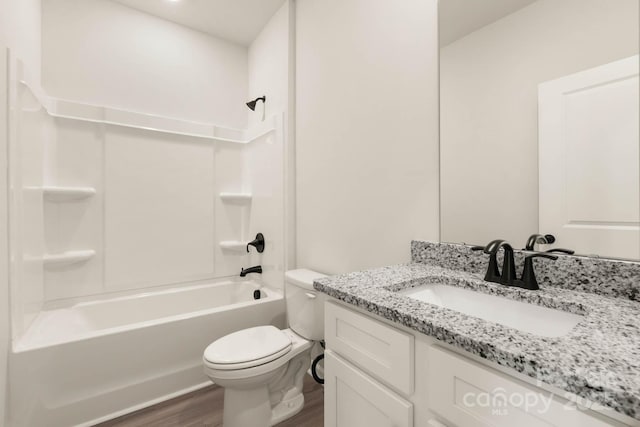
[77,381,211,427]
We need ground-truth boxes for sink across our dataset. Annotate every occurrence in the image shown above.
[399,284,583,338]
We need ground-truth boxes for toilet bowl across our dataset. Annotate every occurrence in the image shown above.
[203,269,326,427]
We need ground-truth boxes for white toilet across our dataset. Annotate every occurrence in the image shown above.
[203,269,326,427]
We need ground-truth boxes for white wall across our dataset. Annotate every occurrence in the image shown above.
[245,1,292,288]
[295,0,440,275]
[440,0,639,246]
[0,0,42,421]
[248,3,290,129]
[0,46,9,427]
[42,0,248,128]
[0,0,41,86]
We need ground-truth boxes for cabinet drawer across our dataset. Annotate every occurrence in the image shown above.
[325,301,414,394]
[325,350,413,427]
[427,345,620,427]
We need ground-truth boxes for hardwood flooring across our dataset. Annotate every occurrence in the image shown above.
[96,375,324,427]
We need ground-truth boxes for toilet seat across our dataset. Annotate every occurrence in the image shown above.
[203,328,313,383]
[203,325,292,370]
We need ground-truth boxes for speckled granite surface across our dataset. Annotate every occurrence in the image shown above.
[412,241,640,302]
[314,261,640,420]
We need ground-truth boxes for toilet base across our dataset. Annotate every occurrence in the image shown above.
[223,386,271,427]
[271,390,304,425]
[222,385,305,427]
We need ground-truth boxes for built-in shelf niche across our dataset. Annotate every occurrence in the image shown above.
[42,186,96,202]
[43,250,96,267]
[219,192,252,203]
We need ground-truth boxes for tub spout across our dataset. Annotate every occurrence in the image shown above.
[240,265,262,277]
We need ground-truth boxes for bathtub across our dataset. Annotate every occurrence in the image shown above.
[8,279,286,427]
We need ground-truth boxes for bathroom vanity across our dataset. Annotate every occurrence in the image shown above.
[314,241,640,427]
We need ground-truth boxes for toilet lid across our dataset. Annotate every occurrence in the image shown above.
[203,326,292,369]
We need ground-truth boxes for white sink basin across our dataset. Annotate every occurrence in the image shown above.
[399,284,583,338]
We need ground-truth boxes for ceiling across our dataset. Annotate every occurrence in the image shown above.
[112,0,537,49]
[112,0,287,46]
[439,0,538,47]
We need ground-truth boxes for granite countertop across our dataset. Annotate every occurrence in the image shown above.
[313,263,640,421]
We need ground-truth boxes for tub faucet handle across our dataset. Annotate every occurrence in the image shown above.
[247,233,265,253]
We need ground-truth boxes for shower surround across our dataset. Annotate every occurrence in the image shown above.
[7,64,287,426]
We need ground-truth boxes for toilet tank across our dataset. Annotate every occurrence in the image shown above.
[285,269,327,341]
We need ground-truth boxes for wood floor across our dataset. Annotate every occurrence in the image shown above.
[96,375,324,427]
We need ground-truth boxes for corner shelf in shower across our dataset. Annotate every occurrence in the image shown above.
[219,241,247,252]
[43,250,96,267]
[41,186,96,202]
[219,192,252,203]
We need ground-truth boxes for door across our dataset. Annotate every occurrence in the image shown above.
[324,350,413,427]
[538,55,639,259]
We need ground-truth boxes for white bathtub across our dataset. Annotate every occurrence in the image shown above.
[9,280,286,427]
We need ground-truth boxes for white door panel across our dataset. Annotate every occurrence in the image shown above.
[539,55,639,259]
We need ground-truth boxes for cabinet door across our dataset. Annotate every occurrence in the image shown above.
[325,350,413,427]
[325,301,414,394]
[427,346,622,427]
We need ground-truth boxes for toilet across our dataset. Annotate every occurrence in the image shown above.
[203,269,326,427]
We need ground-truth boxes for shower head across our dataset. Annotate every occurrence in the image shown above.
[246,96,266,111]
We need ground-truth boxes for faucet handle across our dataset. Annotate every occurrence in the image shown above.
[525,234,555,250]
[524,252,559,261]
[519,252,558,290]
[247,233,265,253]
[545,248,575,255]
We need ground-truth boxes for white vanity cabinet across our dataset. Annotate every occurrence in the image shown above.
[324,301,416,427]
[323,300,438,427]
[324,351,413,427]
[427,346,623,427]
[323,300,634,427]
